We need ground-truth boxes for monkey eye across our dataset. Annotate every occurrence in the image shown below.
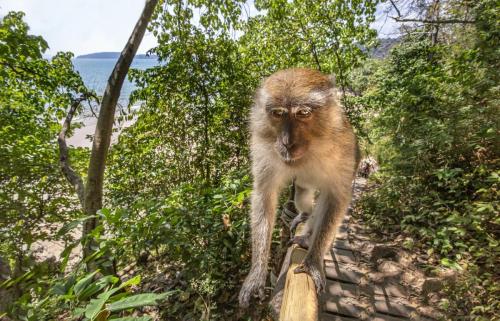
[296,108,312,118]
[270,109,286,118]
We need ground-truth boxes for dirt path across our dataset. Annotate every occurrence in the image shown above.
[320,177,446,321]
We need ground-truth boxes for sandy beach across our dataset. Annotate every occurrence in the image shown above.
[67,114,137,148]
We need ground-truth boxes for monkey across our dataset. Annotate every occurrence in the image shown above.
[239,68,360,308]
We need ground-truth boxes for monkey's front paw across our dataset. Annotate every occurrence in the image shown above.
[288,234,310,249]
[294,259,326,293]
[290,212,310,235]
[238,273,266,309]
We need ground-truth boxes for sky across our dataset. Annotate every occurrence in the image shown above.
[373,2,401,38]
[0,0,158,56]
[0,0,399,57]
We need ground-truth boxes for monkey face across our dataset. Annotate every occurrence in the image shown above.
[268,106,314,163]
[256,68,335,165]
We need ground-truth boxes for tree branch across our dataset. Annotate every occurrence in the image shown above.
[391,17,475,24]
[297,20,322,72]
[389,0,402,18]
[58,95,87,205]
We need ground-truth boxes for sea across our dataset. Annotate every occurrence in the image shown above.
[67,58,158,147]
[72,58,158,108]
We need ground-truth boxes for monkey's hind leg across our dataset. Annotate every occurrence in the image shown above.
[289,212,310,236]
[289,215,312,249]
[289,184,314,248]
[289,233,311,249]
[290,184,314,235]
[294,192,349,293]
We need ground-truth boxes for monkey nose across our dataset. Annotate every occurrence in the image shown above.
[280,134,295,150]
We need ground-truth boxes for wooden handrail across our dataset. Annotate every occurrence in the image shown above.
[270,223,318,321]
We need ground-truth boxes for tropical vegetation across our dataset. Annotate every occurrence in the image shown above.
[0,0,498,320]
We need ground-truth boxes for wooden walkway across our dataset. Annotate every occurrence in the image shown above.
[272,178,442,321]
[320,213,423,321]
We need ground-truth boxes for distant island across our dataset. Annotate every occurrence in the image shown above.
[76,52,158,59]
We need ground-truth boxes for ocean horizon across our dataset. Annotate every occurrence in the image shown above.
[73,57,158,107]
[67,57,157,147]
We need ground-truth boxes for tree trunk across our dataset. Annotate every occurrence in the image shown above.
[82,0,159,264]
[58,0,159,269]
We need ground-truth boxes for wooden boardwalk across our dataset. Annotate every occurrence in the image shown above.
[320,213,425,321]
[272,178,442,321]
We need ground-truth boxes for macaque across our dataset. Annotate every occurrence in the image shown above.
[239,68,360,308]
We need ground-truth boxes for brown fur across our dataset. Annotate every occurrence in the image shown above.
[239,68,360,309]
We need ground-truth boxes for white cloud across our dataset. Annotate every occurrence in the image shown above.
[0,0,158,56]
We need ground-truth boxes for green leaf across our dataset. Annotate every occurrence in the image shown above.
[52,283,67,296]
[74,270,99,296]
[440,258,462,270]
[84,296,108,320]
[83,283,123,320]
[72,307,85,318]
[59,241,80,272]
[79,275,118,300]
[119,275,141,289]
[107,292,173,312]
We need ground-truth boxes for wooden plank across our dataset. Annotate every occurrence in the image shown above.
[278,223,319,321]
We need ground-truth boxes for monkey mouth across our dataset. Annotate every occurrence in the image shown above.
[277,145,307,164]
[283,154,302,164]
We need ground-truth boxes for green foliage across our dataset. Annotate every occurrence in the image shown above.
[126,0,254,189]
[240,0,378,131]
[24,270,172,321]
[105,170,252,319]
[244,0,378,76]
[4,208,174,320]
[0,11,92,316]
[354,1,499,318]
